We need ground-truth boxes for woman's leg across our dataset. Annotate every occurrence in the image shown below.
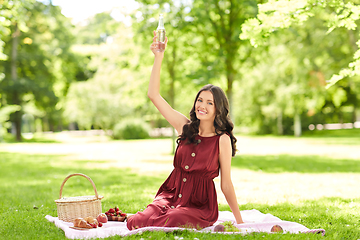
[126,204,161,230]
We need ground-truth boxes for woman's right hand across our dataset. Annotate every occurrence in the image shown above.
[150,30,168,56]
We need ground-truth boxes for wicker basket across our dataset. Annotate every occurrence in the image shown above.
[55,173,104,222]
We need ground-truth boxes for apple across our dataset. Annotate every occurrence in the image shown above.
[214,224,225,232]
[271,225,283,233]
[97,213,108,223]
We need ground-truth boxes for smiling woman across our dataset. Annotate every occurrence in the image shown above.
[126,31,244,230]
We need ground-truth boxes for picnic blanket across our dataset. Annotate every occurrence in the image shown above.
[45,209,325,239]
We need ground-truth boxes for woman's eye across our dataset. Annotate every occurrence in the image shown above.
[198,99,202,102]
[208,102,213,105]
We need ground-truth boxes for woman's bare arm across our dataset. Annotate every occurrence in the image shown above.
[219,134,244,224]
[148,32,189,135]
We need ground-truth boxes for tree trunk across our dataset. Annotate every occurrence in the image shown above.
[352,105,357,123]
[11,22,22,141]
[277,111,283,135]
[225,56,235,122]
[294,112,302,137]
[226,81,234,121]
[339,111,343,124]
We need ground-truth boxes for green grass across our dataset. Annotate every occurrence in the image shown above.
[301,128,360,145]
[2,132,61,143]
[0,150,360,239]
[232,154,360,173]
[302,128,360,138]
[238,128,360,145]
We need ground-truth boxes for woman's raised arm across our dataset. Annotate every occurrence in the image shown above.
[148,31,189,135]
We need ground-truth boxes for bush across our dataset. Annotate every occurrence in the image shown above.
[112,119,151,140]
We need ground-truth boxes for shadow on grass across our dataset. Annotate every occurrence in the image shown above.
[232,154,360,173]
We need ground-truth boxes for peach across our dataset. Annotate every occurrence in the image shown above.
[97,213,108,223]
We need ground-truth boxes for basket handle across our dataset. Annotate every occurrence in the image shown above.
[59,173,100,200]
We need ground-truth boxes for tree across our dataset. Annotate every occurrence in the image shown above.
[1,1,79,140]
[187,0,259,120]
[239,0,360,135]
[65,16,151,133]
[1,0,35,140]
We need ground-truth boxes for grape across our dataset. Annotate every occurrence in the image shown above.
[219,221,240,232]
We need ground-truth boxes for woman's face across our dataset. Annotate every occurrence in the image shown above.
[195,90,216,122]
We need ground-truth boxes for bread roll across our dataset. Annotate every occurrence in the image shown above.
[84,216,98,225]
[73,218,83,227]
[73,218,92,229]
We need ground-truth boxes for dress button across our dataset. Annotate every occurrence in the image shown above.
[178,194,182,198]
[171,206,175,209]
[162,205,166,208]
[197,139,201,143]
[191,153,196,157]
[183,178,187,182]
[185,165,189,169]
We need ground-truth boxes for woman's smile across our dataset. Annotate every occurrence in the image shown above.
[197,109,207,115]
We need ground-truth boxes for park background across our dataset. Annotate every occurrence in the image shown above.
[1,0,360,239]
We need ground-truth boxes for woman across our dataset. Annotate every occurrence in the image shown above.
[126,32,244,230]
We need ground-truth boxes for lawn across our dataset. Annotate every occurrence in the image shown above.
[0,129,360,239]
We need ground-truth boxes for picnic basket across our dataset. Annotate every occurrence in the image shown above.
[55,173,104,222]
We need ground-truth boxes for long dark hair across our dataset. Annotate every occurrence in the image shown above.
[176,84,237,156]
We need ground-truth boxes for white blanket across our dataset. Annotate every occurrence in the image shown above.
[45,209,325,239]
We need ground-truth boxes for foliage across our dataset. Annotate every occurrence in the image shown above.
[73,12,119,45]
[63,73,133,131]
[112,118,151,140]
[0,1,81,137]
[0,0,35,60]
[1,0,359,139]
[240,0,360,88]
[65,21,151,131]
[235,1,360,135]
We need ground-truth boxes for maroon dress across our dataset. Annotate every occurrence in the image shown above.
[127,134,221,229]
